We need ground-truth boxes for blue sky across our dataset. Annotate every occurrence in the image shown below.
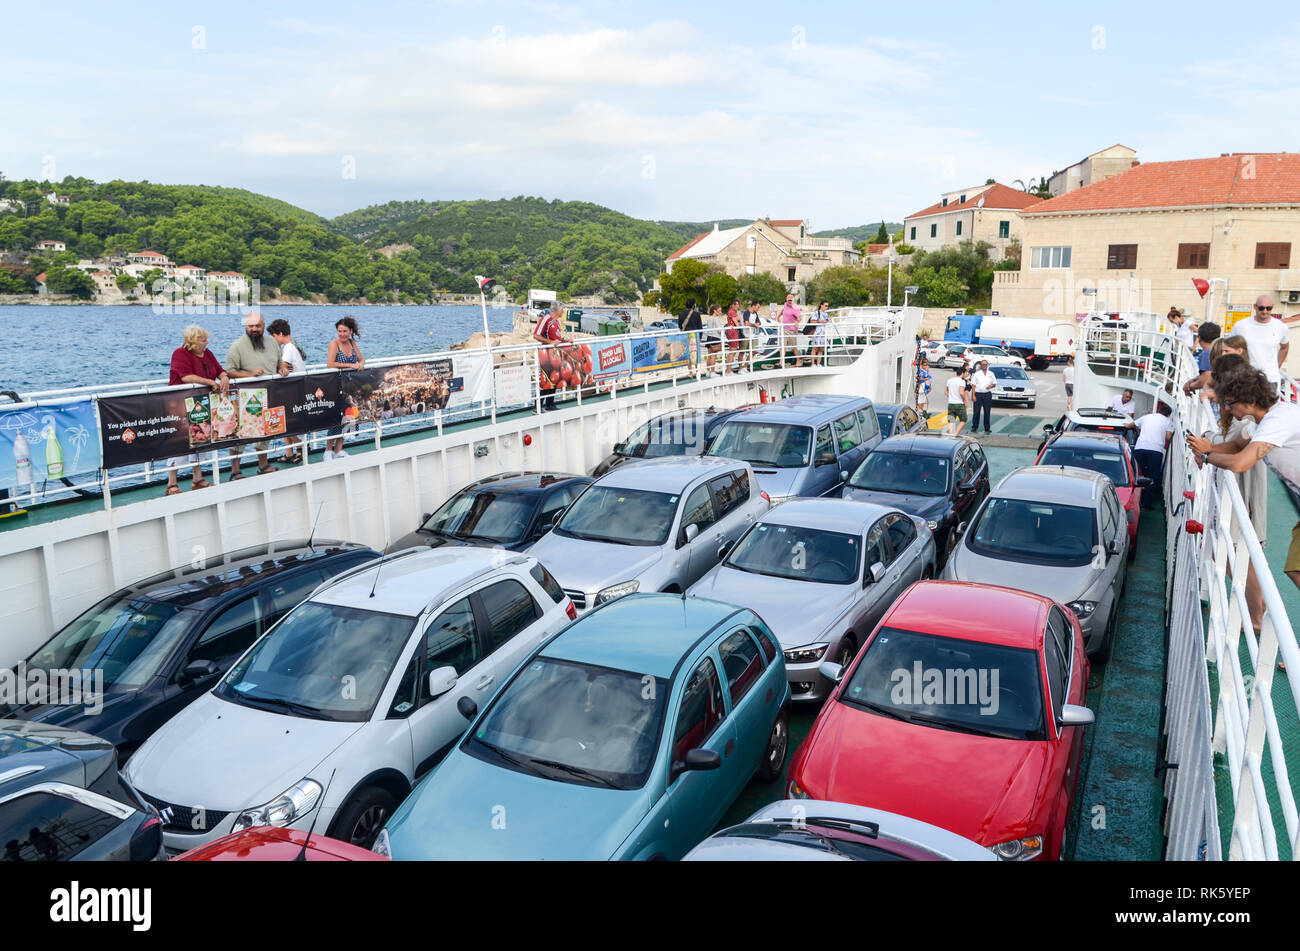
[3,1,1296,227]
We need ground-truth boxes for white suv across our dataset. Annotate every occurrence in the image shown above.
[123,547,574,853]
[944,344,1026,370]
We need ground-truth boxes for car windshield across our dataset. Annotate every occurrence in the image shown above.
[717,822,914,860]
[967,497,1097,567]
[215,602,414,722]
[466,657,669,789]
[24,597,199,692]
[726,522,861,584]
[875,412,895,434]
[990,366,1028,381]
[840,627,1046,740]
[555,485,678,546]
[707,421,813,468]
[1039,446,1128,486]
[421,490,535,543]
[849,452,950,497]
[620,415,708,459]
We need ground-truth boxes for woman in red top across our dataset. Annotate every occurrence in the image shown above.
[724,301,742,372]
[166,325,229,494]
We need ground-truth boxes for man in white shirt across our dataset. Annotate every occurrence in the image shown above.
[1063,355,1075,411]
[945,370,970,435]
[1233,294,1290,389]
[268,318,307,463]
[1171,310,1196,349]
[970,360,996,434]
[1130,403,1173,510]
[1188,368,1300,598]
[1108,389,1136,416]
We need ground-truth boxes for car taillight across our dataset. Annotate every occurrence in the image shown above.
[760,491,771,503]
[565,600,577,620]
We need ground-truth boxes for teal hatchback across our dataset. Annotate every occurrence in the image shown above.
[374,594,791,860]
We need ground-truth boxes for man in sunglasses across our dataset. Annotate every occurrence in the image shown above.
[1233,294,1290,391]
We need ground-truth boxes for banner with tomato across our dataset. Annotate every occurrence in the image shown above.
[537,334,692,391]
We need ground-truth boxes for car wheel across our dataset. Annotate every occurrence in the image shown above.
[329,786,397,849]
[757,709,789,783]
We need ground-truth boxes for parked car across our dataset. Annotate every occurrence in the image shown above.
[529,457,768,611]
[1036,430,1149,559]
[943,343,1026,370]
[122,547,576,854]
[785,580,1093,861]
[2,540,379,761]
[688,498,935,702]
[373,593,791,860]
[873,403,926,439]
[0,720,163,861]
[919,341,949,365]
[988,364,1037,408]
[683,799,995,861]
[1038,408,1138,453]
[842,432,989,567]
[386,472,591,554]
[705,394,882,503]
[590,407,748,478]
[172,826,387,861]
[942,466,1129,661]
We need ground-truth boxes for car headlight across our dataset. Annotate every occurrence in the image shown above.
[595,580,639,605]
[926,519,940,531]
[371,828,392,859]
[988,835,1043,861]
[1066,600,1098,618]
[783,643,828,664]
[231,778,322,832]
[787,779,810,800]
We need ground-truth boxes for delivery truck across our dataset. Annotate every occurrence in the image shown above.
[942,313,1077,369]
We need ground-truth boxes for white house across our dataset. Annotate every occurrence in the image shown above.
[208,270,248,292]
[45,193,70,206]
[35,239,66,253]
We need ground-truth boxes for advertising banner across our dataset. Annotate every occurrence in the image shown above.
[0,400,101,495]
[98,373,343,468]
[341,355,496,423]
[538,334,690,391]
[494,365,532,406]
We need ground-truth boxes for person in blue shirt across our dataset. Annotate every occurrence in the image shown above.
[1182,321,1222,397]
[916,355,933,416]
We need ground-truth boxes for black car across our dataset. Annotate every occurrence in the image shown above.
[590,407,751,478]
[841,432,990,567]
[387,471,593,553]
[873,403,927,439]
[1,540,379,760]
[0,720,163,861]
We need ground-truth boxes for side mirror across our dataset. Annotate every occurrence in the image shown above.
[613,441,626,454]
[959,476,977,492]
[818,660,845,684]
[456,695,478,721]
[869,561,885,584]
[682,523,700,545]
[671,747,722,780]
[426,666,458,699]
[1060,704,1095,727]
[1135,476,1152,488]
[178,659,219,687]
[421,512,432,523]
[816,451,838,467]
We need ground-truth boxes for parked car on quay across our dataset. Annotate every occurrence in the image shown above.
[705,394,882,503]
[687,498,935,702]
[842,433,988,567]
[373,593,791,860]
[590,407,749,478]
[0,720,164,861]
[2,541,380,761]
[941,467,1129,661]
[529,457,768,611]
[123,547,575,854]
[872,403,926,439]
[172,826,387,862]
[1036,430,1149,558]
[786,581,1093,861]
[1038,408,1139,453]
[943,343,1027,370]
[683,799,994,861]
[386,472,591,554]
[988,364,1037,408]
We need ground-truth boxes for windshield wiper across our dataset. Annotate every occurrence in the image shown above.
[528,757,622,789]
[232,695,331,720]
[842,697,911,722]
[906,711,1026,739]
[473,738,546,777]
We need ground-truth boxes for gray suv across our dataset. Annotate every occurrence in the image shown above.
[529,457,769,611]
[941,466,1128,661]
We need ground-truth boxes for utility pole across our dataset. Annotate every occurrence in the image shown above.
[887,233,894,306]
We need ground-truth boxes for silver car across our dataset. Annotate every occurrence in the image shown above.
[529,457,769,612]
[941,466,1128,661]
[988,364,1037,408]
[687,498,935,702]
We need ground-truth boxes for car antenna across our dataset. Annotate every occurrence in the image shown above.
[368,552,388,599]
[305,501,325,550]
[293,768,336,862]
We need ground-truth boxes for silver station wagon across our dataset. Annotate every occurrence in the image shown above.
[529,457,770,611]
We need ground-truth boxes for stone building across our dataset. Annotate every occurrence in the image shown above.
[902,183,1043,261]
[664,218,859,286]
[1047,144,1139,198]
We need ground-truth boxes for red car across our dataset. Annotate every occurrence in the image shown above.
[171,826,388,862]
[1035,429,1148,559]
[786,580,1093,860]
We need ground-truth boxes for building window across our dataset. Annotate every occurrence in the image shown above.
[746,265,755,275]
[910,226,916,240]
[930,224,937,238]
[955,220,962,236]
[787,267,796,281]
[959,194,966,203]
[998,220,1010,239]
[1256,242,1291,269]
[941,198,948,207]
[1030,246,1072,269]
[1106,244,1137,269]
[1177,243,1210,269]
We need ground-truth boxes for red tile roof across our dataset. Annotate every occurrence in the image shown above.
[36,272,46,282]
[134,250,167,258]
[766,219,803,227]
[864,243,890,254]
[667,232,710,260]
[905,183,1043,220]
[176,264,204,270]
[1025,153,1300,214]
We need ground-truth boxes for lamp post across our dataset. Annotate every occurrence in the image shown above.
[475,275,495,369]
[903,284,919,312]
[887,234,894,306]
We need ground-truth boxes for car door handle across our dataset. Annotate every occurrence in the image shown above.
[724,738,734,756]
[474,675,494,691]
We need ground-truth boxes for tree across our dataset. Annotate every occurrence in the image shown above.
[806,266,872,308]
[115,272,138,291]
[734,271,787,305]
[44,266,95,299]
[702,270,737,310]
[655,258,709,314]
[872,221,889,243]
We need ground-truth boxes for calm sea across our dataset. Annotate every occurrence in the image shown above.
[0,303,519,395]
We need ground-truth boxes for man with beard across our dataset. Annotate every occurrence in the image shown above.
[225,311,286,479]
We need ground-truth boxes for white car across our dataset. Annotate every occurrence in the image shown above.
[943,344,1027,370]
[122,547,575,853]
